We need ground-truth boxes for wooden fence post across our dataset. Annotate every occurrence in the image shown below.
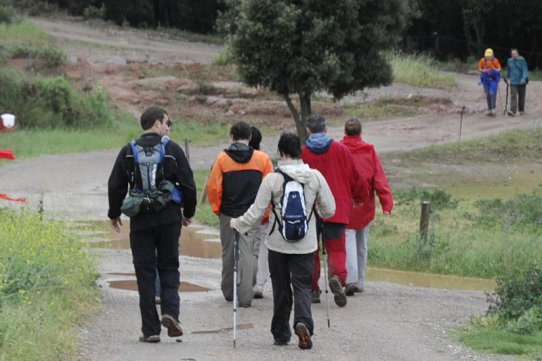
[419,201,431,242]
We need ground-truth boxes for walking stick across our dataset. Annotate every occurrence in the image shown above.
[458,106,465,150]
[233,230,240,348]
[503,77,509,116]
[319,222,331,328]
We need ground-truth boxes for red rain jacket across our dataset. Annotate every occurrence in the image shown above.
[340,135,393,229]
[302,140,367,225]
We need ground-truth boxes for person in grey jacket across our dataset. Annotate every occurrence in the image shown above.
[230,133,336,350]
[506,48,529,116]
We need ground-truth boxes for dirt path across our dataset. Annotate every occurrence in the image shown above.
[3,17,540,361]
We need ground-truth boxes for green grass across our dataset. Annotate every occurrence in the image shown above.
[528,69,542,81]
[0,17,51,46]
[387,52,457,89]
[0,118,231,160]
[193,168,219,228]
[344,97,424,120]
[0,210,100,361]
[369,127,542,278]
[456,327,542,358]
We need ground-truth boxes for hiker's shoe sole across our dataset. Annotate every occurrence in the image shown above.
[139,335,160,343]
[161,314,183,337]
[329,276,347,307]
[294,323,312,350]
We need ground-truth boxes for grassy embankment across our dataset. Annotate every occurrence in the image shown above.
[0,210,100,361]
[344,52,457,121]
[375,129,542,359]
[0,17,230,159]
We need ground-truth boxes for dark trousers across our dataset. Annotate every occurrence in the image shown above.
[269,249,315,343]
[130,221,181,337]
[510,84,526,113]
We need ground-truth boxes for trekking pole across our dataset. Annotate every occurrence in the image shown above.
[320,222,331,328]
[503,77,509,116]
[458,106,465,151]
[232,230,240,348]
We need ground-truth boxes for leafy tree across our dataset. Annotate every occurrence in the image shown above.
[230,0,408,141]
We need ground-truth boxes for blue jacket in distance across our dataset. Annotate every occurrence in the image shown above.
[506,56,528,85]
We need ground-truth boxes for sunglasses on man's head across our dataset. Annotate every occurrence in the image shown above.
[166,120,172,127]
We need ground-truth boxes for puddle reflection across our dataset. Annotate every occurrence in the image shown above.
[108,278,210,292]
[367,267,495,291]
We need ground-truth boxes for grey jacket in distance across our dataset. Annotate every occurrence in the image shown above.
[233,159,336,254]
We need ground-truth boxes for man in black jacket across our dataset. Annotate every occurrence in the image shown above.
[108,106,197,343]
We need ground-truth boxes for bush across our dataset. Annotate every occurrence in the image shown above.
[487,267,542,331]
[0,68,116,129]
[394,188,458,210]
[0,209,99,360]
[0,5,14,24]
[83,4,106,20]
[6,44,65,68]
[470,194,542,230]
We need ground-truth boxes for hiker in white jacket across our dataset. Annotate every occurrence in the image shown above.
[230,132,335,350]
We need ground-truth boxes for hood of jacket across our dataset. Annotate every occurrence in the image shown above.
[276,159,312,184]
[305,133,333,154]
[340,134,373,153]
[224,142,253,163]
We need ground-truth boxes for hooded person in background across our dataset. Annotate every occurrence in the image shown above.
[230,132,335,349]
[207,121,273,308]
[249,126,271,299]
[506,48,529,117]
[340,117,393,295]
[301,114,368,307]
[478,48,501,116]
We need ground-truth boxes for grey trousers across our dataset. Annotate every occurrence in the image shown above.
[510,84,527,114]
[219,214,260,306]
[345,225,370,288]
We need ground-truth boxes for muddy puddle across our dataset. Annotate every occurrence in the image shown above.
[191,323,254,334]
[107,277,210,292]
[366,267,495,291]
[79,221,495,291]
[87,221,221,259]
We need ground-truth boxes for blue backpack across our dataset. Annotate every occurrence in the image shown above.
[271,169,313,242]
[128,137,182,205]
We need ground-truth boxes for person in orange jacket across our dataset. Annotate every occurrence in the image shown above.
[207,121,273,307]
[478,48,501,116]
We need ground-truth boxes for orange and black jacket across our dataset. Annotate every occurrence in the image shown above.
[207,143,273,218]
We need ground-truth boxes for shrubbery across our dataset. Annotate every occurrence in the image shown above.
[0,67,116,129]
[394,188,458,210]
[0,209,99,361]
[2,44,66,68]
[486,267,542,335]
[470,194,542,231]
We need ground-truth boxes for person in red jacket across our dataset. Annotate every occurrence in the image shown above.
[301,114,368,307]
[340,117,393,295]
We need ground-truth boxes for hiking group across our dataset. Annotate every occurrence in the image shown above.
[479,47,529,117]
[107,106,393,349]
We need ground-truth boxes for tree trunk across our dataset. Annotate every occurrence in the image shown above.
[284,93,308,143]
[298,92,312,142]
